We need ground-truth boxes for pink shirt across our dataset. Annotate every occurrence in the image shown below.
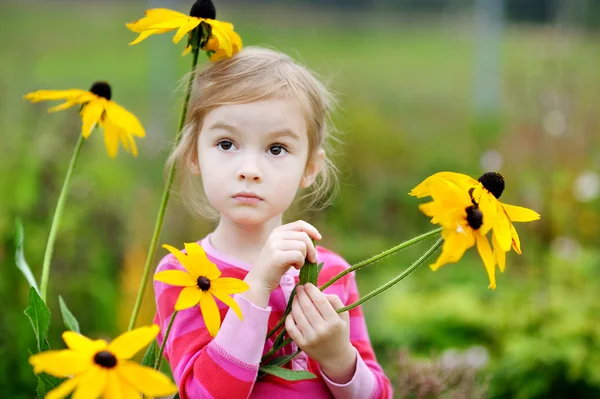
[153,235,393,399]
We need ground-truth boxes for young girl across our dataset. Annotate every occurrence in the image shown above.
[153,47,393,399]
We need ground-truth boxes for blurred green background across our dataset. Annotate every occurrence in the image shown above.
[1,0,599,398]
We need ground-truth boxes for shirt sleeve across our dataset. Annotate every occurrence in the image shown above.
[319,269,394,399]
[154,257,271,399]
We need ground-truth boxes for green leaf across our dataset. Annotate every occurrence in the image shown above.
[14,219,40,293]
[142,340,158,368]
[58,296,80,333]
[37,373,63,396]
[173,394,180,399]
[36,376,46,399]
[259,365,316,381]
[24,287,51,353]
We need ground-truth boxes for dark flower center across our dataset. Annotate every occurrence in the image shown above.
[89,82,112,100]
[93,351,117,369]
[465,205,484,230]
[197,276,211,291]
[478,172,505,199]
[190,0,216,19]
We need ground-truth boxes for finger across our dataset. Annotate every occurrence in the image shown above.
[276,238,308,259]
[291,293,314,335]
[274,220,322,241]
[326,293,349,323]
[277,231,317,263]
[304,283,338,322]
[278,250,306,269]
[285,313,305,347]
[296,285,325,328]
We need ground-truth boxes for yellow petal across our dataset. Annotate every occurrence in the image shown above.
[24,89,92,103]
[172,18,202,44]
[126,8,188,32]
[493,203,512,252]
[154,270,197,287]
[502,203,540,222]
[63,331,107,354]
[161,244,198,276]
[430,228,475,271]
[472,185,497,235]
[175,286,203,311]
[46,375,82,399]
[183,242,210,277]
[48,101,80,113]
[510,222,522,254]
[128,29,163,45]
[102,120,120,158]
[199,291,221,337]
[117,360,178,397]
[210,277,249,295]
[126,133,138,157]
[105,101,145,137]
[81,99,106,138]
[410,172,478,198]
[182,44,192,56]
[476,235,496,290]
[211,290,243,320]
[29,350,90,377]
[492,233,506,273]
[207,21,233,57]
[72,367,107,399]
[108,325,160,360]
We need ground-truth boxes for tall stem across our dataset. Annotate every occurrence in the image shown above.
[261,237,444,364]
[265,228,442,340]
[127,48,201,331]
[155,311,178,370]
[40,134,85,302]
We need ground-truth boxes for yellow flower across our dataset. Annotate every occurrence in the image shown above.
[411,171,540,288]
[413,176,498,288]
[24,82,145,158]
[126,0,242,60]
[28,325,177,399]
[154,242,249,337]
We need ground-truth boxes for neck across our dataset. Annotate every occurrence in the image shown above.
[209,215,283,265]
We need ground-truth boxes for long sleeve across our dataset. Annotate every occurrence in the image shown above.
[316,251,394,399]
[154,257,271,399]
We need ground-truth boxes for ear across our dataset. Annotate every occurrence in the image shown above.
[300,149,325,188]
[189,155,201,176]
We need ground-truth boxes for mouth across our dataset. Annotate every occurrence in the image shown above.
[232,192,264,202]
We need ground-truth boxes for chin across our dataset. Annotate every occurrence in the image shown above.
[222,208,275,226]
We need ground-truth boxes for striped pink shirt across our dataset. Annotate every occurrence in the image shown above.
[153,235,393,399]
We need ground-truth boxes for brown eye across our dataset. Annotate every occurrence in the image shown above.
[269,144,287,156]
[218,140,234,150]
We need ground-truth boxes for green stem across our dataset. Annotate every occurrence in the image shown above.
[40,134,85,302]
[261,237,444,364]
[155,311,178,370]
[265,227,442,340]
[127,48,201,331]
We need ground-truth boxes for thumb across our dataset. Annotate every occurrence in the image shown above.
[326,294,349,323]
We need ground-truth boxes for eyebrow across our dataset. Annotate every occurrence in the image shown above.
[208,122,301,141]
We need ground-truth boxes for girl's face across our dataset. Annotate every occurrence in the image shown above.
[194,97,321,226]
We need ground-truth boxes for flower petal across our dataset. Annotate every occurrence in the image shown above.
[410,172,478,198]
[211,290,243,320]
[175,286,203,311]
[183,242,210,277]
[154,270,197,287]
[117,361,178,397]
[46,375,82,399]
[29,350,91,377]
[126,8,188,32]
[24,89,93,103]
[430,228,475,271]
[502,203,540,222]
[81,99,106,138]
[108,325,160,360]
[492,233,506,273]
[493,204,512,252]
[102,120,120,158]
[105,101,145,137]
[200,291,222,337]
[472,185,497,235]
[72,367,107,399]
[161,244,197,276]
[172,18,201,44]
[510,222,522,255]
[63,331,107,354]
[476,234,496,290]
[210,278,249,295]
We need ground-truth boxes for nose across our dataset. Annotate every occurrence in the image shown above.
[237,154,262,182]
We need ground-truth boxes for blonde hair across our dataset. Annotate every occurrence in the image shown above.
[166,46,340,219]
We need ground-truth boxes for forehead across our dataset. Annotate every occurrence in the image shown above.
[202,97,308,138]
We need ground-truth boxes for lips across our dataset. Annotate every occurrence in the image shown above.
[232,192,263,200]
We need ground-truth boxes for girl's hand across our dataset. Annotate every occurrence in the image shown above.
[285,283,357,384]
[245,220,322,296]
